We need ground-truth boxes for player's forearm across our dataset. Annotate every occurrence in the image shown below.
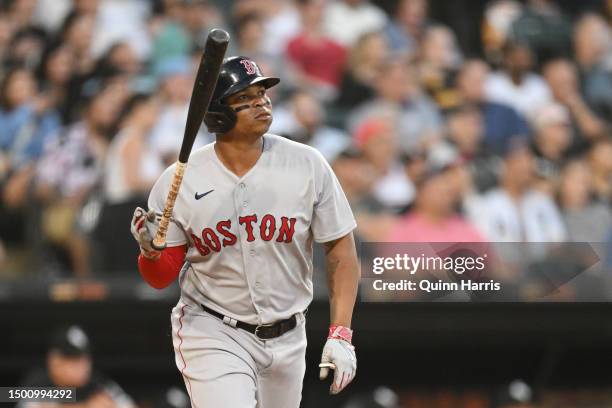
[324,232,360,328]
[137,245,187,289]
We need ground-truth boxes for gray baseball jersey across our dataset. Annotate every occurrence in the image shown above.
[148,133,357,325]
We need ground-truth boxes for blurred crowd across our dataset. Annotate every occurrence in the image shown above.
[0,0,610,281]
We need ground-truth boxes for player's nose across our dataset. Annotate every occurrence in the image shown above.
[253,98,266,108]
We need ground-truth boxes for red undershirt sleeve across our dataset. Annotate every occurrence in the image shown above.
[137,245,188,289]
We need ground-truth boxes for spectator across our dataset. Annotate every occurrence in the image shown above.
[269,89,349,162]
[32,0,71,33]
[37,43,76,124]
[417,24,463,109]
[104,93,163,204]
[232,12,266,59]
[71,0,100,18]
[19,325,135,408]
[5,0,37,32]
[431,104,499,192]
[226,11,280,79]
[60,12,96,76]
[481,0,523,64]
[543,59,607,150]
[510,0,573,64]
[97,92,163,273]
[467,139,566,242]
[94,41,142,78]
[330,146,395,242]
[434,108,481,162]
[0,13,16,73]
[324,0,387,47]
[0,68,59,269]
[558,159,612,242]
[5,26,47,70]
[574,13,612,78]
[58,11,109,124]
[353,118,416,212]
[455,59,529,155]
[0,68,60,185]
[331,147,379,211]
[35,85,126,277]
[335,31,389,116]
[150,56,208,166]
[286,0,347,99]
[148,1,192,71]
[349,58,443,153]
[530,102,572,194]
[255,0,301,59]
[387,161,486,242]
[485,41,552,118]
[574,13,612,120]
[586,138,612,203]
[402,149,428,200]
[604,0,612,25]
[384,0,429,56]
[89,0,152,61]
[446,155,484,220]
[179,0,224,49]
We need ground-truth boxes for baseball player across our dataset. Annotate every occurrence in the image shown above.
[130,56,360,408]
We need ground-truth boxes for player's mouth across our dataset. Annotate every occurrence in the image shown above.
[254,110,272,120]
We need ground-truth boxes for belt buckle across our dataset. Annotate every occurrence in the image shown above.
[254,323,275,340]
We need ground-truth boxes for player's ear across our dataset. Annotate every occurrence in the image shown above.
[204,103,237,134]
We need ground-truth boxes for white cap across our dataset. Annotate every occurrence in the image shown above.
[532,103,570,129]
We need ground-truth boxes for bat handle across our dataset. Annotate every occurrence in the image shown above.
[152,162,187,251]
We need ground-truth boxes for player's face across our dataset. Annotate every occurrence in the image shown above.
[47,352,92,387]
[226,85,273,136]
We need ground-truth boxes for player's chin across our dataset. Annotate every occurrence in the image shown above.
[250,116,273,133]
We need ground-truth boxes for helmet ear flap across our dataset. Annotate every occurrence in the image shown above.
[204,103,237,134]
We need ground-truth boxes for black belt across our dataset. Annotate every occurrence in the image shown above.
[200,304,298,340]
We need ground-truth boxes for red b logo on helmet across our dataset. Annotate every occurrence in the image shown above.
[240,59,257,75]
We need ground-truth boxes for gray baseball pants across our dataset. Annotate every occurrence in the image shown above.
[170,300,307,408]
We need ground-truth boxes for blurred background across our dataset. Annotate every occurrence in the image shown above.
[0,0,611,406]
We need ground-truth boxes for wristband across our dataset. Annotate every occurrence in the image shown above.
[140,248,161,260]
[328,325,353,343]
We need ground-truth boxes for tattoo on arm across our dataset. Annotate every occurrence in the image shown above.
[324,238,342,292]
[323,238,341,254]
[324,239,341,269]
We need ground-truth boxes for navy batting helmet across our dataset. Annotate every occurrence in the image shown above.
[204,56,279,134]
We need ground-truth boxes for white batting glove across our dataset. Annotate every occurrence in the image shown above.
[319,326,356,394]
[130,207,162,260]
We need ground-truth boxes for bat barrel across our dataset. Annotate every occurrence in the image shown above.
[178,28,230,163]
[153,28,229,249]
[209,28,230,44]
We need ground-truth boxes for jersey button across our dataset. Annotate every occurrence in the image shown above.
[249,249,256,256]
[239,183,246,189]
[242,201,248,207]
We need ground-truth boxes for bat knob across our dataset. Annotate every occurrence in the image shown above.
[151,238,167,251]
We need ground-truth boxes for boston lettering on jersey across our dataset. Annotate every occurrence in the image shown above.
[190,214,297,256]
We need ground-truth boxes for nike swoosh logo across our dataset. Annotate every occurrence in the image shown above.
[195,189,214,200]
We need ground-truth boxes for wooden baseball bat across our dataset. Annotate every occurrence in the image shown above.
[152,28,230,250]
